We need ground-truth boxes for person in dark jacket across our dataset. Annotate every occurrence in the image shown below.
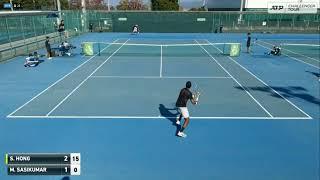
[45,36,52,59]
[246,32,252,53]
[89,23,93,32]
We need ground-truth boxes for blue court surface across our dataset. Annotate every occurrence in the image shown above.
[0,33,319,180]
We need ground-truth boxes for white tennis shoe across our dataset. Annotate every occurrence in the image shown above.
[177,131,187,138]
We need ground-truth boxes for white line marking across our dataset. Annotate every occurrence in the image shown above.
[81,42,234,47]
[7,115,311,120]
[281,43,320,47]
[90,76,232,79]
[160,45,163,77]
[206,40,312,119]
[261,40,320,63]
[46,39,130,116]
[256,41,320,69]
[7,39,120,118]
[257,38,319,41]
[196,40,274,117]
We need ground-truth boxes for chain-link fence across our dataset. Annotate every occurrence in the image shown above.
[87,11,320,33]
[0,11,84,61]
[0,10,319,61]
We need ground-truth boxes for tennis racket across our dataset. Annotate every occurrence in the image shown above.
[192,82,201,105]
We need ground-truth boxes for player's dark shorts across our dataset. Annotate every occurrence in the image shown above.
[246,42,251,47]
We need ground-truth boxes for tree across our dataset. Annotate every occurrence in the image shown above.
[86,0,108,10]
[189,6,207,11]
[116,0,129,10]
[151,0,179,11]
[60,0,69,10]
[117,0,148,10]
[128,0,146,10]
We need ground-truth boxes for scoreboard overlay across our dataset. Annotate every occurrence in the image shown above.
[5,153,81,176]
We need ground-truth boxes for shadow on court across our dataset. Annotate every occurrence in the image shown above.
[61,176,70,180]
[159,104,181,136]
[306,71,320,78]
[235,86,320,105]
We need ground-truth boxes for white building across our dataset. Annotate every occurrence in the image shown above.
[206,0,319,11]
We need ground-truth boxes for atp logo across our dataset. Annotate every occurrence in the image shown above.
[270,5,284,10]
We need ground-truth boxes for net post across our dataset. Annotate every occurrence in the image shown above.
[223,43,226,55]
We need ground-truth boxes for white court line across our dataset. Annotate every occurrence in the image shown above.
[195,40,274,118]
[281,43,320,47]
[256,41,320,69]
[206,40,312,119]
[46,39,130,116]
[260,40,320,63]
[81,42,229,47]
[257,38,319,41]
[6,115,311,120]
[160,45,163,77]
[90,76,232,79]
[6,39,120,118]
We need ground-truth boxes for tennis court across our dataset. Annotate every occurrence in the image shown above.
[0,7,319,179]
[257,39,320,69]
[1,32,319,180]
[5,36,314,120]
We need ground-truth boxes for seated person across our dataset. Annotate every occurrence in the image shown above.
[132,24,139,34]
[24,52,40,67]
[58,41,74,56]
[267,46,281,56]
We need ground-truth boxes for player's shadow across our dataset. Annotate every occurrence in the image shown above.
[306,71,320,78]
[61,176,70,180]
[234,86,320,105]
[159,104,181,135]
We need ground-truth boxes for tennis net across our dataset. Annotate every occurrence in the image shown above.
[81,42,241,57]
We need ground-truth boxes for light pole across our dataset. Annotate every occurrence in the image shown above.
[10,0,13,11]
[81,0,87,32]
[238,0,244,24]
[202,0,207,10]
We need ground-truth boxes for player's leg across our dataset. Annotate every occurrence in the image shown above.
[177,107,189,138]
[47,49,52,59]
[177,117,189,138]
[181,117,189,132]
[176,113,182,125]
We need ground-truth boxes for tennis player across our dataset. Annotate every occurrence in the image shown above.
[175,81,197,138]
[266,46,281,56]
[132,24,139,34]
[24,52,40,67]
[246,32,251,53]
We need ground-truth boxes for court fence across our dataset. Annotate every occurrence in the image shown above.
[0,11,84,62]
[0,10,319,62]
[88,11,320,33]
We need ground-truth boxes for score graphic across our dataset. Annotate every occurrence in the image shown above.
[5,153,81,176]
